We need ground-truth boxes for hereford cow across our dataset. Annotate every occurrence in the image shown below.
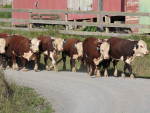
[37,36,65,72]
[0,33,11,69]
[83,37,110,77]
[103,37,149,79]
[10,35,40,72]
[61,38,83,72]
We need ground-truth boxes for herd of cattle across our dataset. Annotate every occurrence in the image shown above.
[0,33,149,79]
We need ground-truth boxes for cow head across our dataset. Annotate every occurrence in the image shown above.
[0,38,6,54]
[74,42,83,58]
[134,40,149,57]
[99,41,110,60]
[52,38,65,51]
[30,38,40,53]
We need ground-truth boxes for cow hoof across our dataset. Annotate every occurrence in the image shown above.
[88,72,91,76]
[72,68,76,72]
[34,69,37,72]
[46,68,50,71]
[104,74,108,77]
[114,72,117,76]
[49,65,54,70]
[0,66,3,70]
[6,65,10,69]
[54,69,58,72]
[130,74,135,79]
[97,74,101,78]
[23,69,26,72]
[77,66,81,70]
[121,73,125,78]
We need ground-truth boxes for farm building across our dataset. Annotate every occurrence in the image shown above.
[12,0,150,33]
[0,0,13,6]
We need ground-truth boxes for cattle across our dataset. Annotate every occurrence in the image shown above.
[37,36,65,72]
[103,37,149,79]
[0,33,11,69]
[61,38,83,72]
[83,37,110,77]
[9,35,40,72]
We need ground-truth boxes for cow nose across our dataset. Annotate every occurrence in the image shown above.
[146,51,149,55]
[60,48,63,51]
[79,54,82,57]
[104,57,109,59]
[1,51,5,54]
[36,50,39,52]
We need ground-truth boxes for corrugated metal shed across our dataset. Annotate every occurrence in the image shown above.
[139,0,150,33]
[125,0,139,33]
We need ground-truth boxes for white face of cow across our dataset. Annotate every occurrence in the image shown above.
[53,38,64,51]
[75,42,83,57]
[135,40,149,56]
[100,42,110,59]
[30,38,40,53]
[0,38,6,54]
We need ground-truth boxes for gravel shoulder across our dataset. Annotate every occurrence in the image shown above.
[4,69,150,113]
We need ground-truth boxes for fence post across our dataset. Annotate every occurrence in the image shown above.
[65,13,68,31]
[29,12,32,28]
[105,15,109,33]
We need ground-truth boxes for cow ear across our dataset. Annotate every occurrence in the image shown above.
[134,44,138,49]
[63,39,66,44]
[29,40,31,46]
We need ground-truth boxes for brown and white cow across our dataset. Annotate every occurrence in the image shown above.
[0,33,11,69]
[103,37,149,79]
[62,38,83,72]
[83,37,110,77]
[37,36,65,72]
[10,35,40,72]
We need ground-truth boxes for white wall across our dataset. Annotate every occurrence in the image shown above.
[0,0,13,5]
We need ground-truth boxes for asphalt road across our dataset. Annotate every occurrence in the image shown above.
[4,69,150,113]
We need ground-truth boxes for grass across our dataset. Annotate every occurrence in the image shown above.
[0,4,12,27]
[0,70,54,113]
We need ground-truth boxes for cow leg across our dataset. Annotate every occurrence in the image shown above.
[34,57,38,72]
[96,65,101,78]
[126,63,134,79]
[5,56,10,69]
[78,58,84,70]
[86,62,91,76]
[113,60,119,76]
[21,57,26,72]
[90,61,96,76]
[49,52,58,72]
[121,63,128,78]
[62,53,66,70]
[0,55,3,69]
[12,55,19,70]
[44,55,49,71]
[71,58,76,72]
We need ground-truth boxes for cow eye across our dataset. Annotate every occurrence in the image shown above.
[140,46,143,48]
[102,50,104,52]
[33,44,34,46]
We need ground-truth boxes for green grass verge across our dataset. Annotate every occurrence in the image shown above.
[0,70,54,113]
[0,28,150,78]
[0,4,12,27]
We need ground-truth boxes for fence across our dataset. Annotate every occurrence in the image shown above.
[0,8,150,37]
